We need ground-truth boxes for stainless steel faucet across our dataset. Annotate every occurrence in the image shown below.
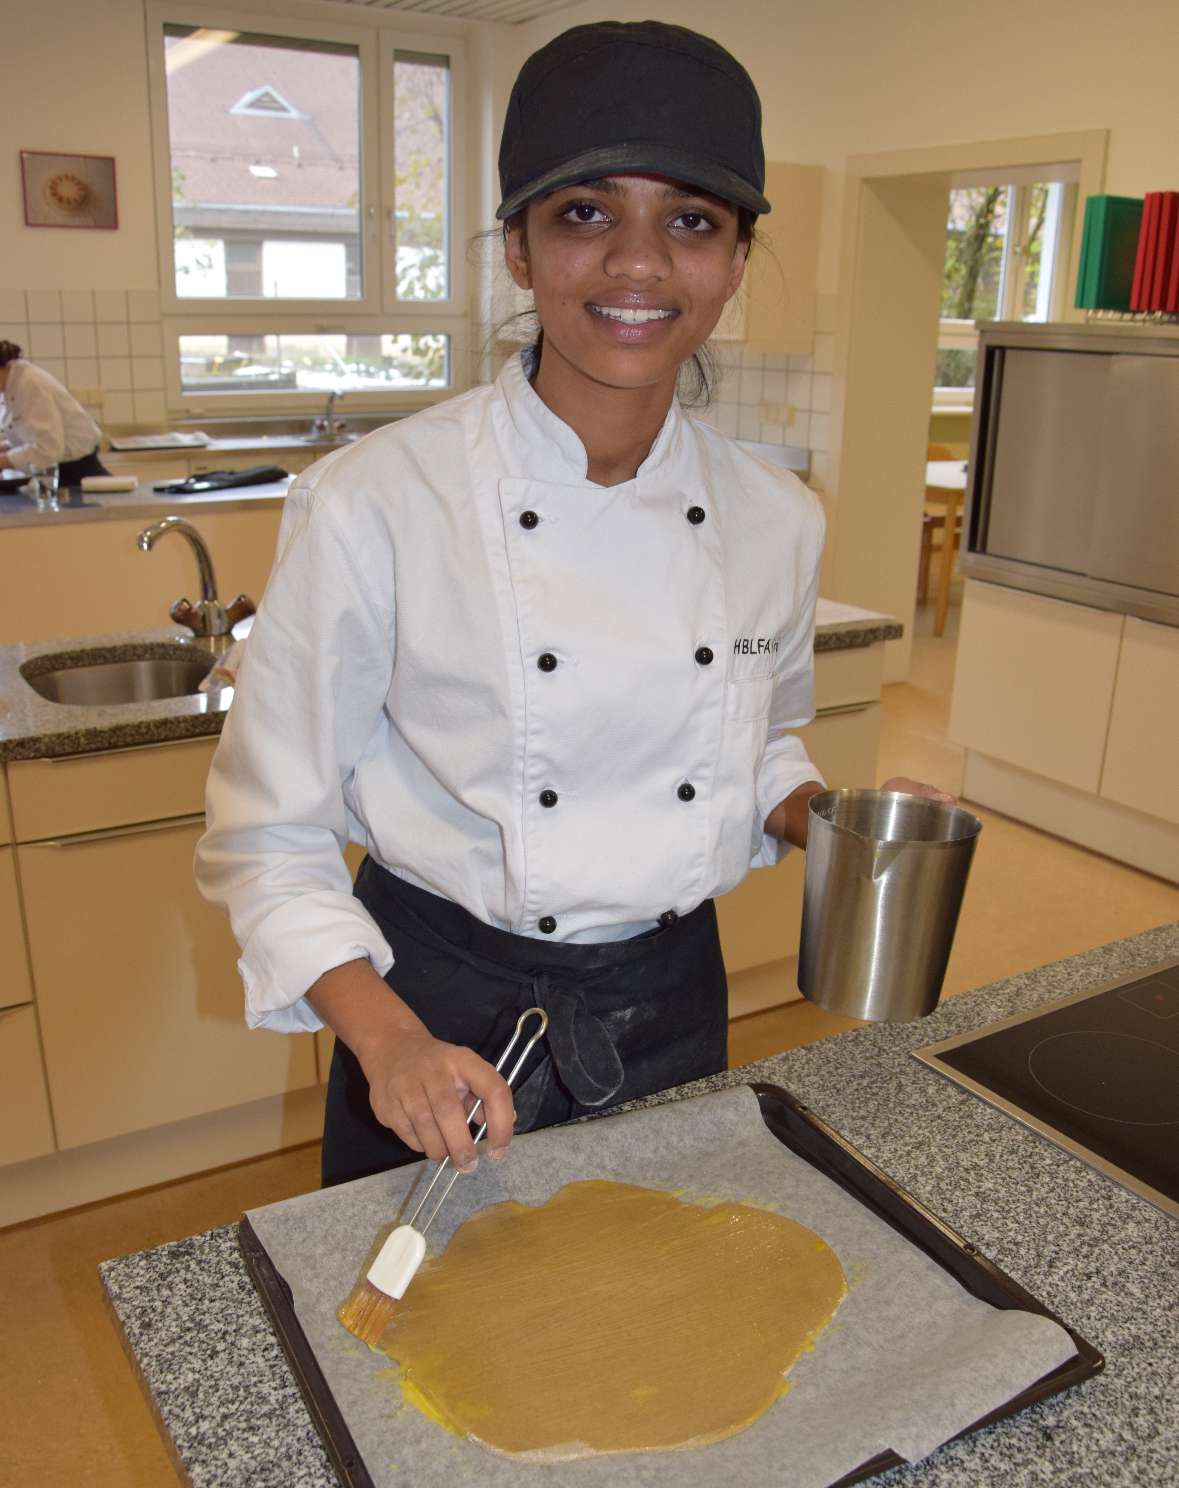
[308,388,347,441]
[137,516,255,648]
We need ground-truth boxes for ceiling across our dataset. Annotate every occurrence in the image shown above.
[324,0,590,24]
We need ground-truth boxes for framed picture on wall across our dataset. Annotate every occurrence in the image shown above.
[19,150,118,230]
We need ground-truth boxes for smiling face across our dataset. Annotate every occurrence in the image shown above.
[504,174,750,399]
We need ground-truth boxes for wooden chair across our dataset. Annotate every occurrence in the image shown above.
[918,445,963,628]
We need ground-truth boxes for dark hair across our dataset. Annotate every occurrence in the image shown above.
[491,204,761,407]
[0,340,22,368]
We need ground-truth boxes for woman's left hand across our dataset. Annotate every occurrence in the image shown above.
[880,776,955,803]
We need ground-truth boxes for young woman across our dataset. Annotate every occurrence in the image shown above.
[196,20,945,1188]
[0,341,110,484]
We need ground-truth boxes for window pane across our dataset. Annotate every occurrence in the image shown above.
[164,26,362,300]
[394,52,449,301]
[941,187,1009,322]
[934,348,978,389]
[1020,184,1051,320]
[178,332,448,393]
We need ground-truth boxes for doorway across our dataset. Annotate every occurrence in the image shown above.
[821,129,1107,682]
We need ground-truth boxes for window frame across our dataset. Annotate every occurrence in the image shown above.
[934,171,1079,409]
[145,0,471,414]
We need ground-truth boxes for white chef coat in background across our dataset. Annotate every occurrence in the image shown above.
[195,351,826,1034]
[0,358,102,470]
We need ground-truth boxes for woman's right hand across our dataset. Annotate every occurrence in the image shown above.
[306,957,516,1172]
[357,1024,516,1173]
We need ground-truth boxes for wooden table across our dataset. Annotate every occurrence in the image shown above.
[925,460,968,637]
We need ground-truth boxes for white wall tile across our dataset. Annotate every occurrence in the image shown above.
[809,412,830,451]
[103,390,135,424]
[738,360,763,406]
[134,390,168,425]
[787,370,813,409]
[791,410,812,447]
[26,290,61,322]
[813,333,835,374]
[29,324,65,358]
[737,405,762,440]
[67,357,100,387]
[100,356,132,389]
[130,322,162,356]
[128,290,161,323]
[60,289,95,322]
[789,352,813,373]
[4,325,29,355]
[97,323,130,357]
[37,358,68,384]
[94,290,128,322]
[132,356,165,390]
[64,323,97,357]
[758,421,787,446]
[810,373,833,413]
[762,364,787,403]
[0,290,27,321]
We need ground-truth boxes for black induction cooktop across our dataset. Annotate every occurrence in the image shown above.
[914,959,1179,1220]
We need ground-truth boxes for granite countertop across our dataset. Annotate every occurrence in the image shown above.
[100,922,1179,1486]
[0,477,293,529]
[0,599,900,764]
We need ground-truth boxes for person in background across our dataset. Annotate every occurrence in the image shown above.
[0,339,110,484]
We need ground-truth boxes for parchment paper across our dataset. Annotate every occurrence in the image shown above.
[245,1085,1077,1487]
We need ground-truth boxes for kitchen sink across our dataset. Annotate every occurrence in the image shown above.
[20,645,217,706]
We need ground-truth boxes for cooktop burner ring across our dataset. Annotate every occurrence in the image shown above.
[1026,1030,1179,1127]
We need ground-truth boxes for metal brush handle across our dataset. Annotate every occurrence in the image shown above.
[408,1006,548,1237]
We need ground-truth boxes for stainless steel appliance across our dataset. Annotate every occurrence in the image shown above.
[963,321,1179,628]
[914,959,1179,1219]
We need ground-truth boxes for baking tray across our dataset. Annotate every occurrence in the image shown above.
[238,1082,1103,1488]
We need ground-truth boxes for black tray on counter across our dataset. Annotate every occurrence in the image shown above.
[238,1082,1103,1488]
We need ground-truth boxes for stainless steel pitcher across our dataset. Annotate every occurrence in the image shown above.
[798,789,982,1022]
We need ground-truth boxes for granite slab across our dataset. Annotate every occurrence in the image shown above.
[0,600,900,764]
[101,922,1179,1488]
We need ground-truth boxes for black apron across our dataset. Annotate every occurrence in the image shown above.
[321,858,728,1186]
[58,448,108,487]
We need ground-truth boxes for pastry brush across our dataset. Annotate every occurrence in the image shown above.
[338,1006,548,1348]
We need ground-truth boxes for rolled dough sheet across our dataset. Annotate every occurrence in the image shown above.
[246,1084,1077,1488]
[376,1179,847,1459]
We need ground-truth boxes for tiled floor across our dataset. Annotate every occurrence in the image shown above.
[4,596,1177,1486]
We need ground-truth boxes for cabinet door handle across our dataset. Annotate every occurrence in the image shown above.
[30,813,206,848]
[813,701,873,718]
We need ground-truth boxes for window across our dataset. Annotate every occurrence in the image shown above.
[935,166,1078,403]
[147,4,466,411]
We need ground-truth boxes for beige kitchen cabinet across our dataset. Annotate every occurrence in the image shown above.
[1100,617,1179,828]
[0,504,284,645]
[949,581,1124,794]
[0,767,12,845]
[716,699,881,979]
[713,160,822,354]
[0,1005,55,1165]
[0,848,33,1009]
[18,812,317,1149]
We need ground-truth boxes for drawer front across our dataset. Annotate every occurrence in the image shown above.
[0,847,33,1010]
[0,1005,56,1165]
[8,736,219,842]
[813,643,885,712]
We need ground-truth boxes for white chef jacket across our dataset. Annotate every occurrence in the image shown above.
[1,358,102,470]
[195,350,826,1034]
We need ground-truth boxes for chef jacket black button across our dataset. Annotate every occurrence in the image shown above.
[519,509,540,529]
[677,782,696,802]
[539,789,558,808]
[538,915,557,934]
[659,910,679,928]
[537,652,558,672]
[694,645,714,666]
[686,506,706,525]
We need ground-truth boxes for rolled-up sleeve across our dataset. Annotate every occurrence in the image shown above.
[194,482,396,1033]
[752,494,827,868]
